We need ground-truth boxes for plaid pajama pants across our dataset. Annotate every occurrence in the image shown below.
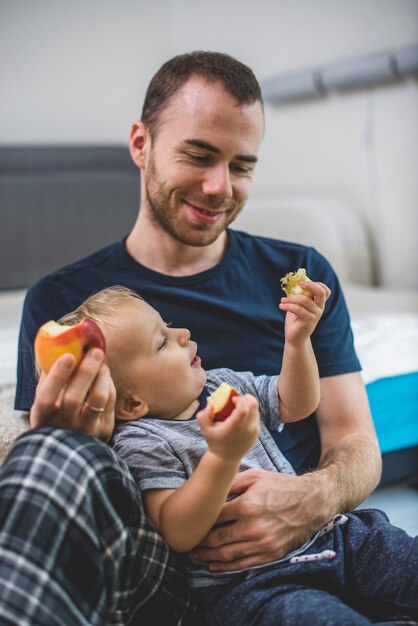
[0,427,197,626]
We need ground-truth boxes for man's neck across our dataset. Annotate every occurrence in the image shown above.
[125,213,228,277]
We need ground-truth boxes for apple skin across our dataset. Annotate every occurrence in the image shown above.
[207,383,239,421]
[34,318,106,373]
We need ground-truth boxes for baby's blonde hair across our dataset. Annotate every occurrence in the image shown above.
[34,286,142,383]
[59,286,144,395]
[59,285,143,328]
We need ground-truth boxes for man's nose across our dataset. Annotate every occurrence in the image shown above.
[201,163,232,200]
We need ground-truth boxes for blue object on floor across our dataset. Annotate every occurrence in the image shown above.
[367,372,418,455]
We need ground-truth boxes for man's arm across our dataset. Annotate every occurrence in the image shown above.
[189,371,381,572]
[314,371,382,507]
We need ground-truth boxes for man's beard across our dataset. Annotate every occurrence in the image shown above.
[144,154,244,247]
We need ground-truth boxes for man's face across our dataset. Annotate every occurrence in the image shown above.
[140,77,264,247]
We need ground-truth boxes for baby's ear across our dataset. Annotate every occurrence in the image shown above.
[116,395,149,422]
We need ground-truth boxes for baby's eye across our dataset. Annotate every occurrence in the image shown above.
[158,336,168,351]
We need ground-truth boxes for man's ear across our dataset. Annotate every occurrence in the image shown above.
[129,120,149,169]
[116,395,149,422]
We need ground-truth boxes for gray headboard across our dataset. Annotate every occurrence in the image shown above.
[0,145,140,290]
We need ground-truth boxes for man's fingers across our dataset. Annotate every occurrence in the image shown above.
[84,363,112,413]
[60,348,105,416]
[82,364,116,440]
[37,353,77,397]
[30,348,116,437]
[190,522,274,571]
[30,354,77,426]
[200,517,248,549]
[228,468,264,495]
[190,538,254,566]
[214,493,249,525]
[208,553,272,573]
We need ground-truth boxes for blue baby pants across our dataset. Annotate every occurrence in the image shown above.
[204,509,418,625]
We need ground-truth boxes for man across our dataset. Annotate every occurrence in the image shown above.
[4,51,382,623]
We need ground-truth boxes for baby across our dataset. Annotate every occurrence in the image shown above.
[58,280,329,555]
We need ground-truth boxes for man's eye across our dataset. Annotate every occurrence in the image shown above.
[188,153,210,164]
[231,163,252,175]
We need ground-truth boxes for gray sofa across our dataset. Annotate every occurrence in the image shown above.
[0,145,139,289]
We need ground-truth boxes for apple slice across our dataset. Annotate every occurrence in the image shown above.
[34,318,106,373]
[207,382,239,421]
[280,268,312,297]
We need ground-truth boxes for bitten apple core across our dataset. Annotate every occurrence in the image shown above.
[34,318,106,373]
[280,268,312,297]
[207,382,239,421]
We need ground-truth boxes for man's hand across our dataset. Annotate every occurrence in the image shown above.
[189,468,330,572]
[30,349,116,441]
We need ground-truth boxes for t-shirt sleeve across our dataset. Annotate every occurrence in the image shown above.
[206,368,280,429]
[111,423,188,492]
[306,247,361,377]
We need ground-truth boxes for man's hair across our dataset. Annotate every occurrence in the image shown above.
[141,50,264,137]
[59,286,143,329]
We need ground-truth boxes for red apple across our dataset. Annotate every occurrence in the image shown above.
[207,383,239,421]
[34,318,106,373]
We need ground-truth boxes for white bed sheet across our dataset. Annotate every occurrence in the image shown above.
[352,313,418,385]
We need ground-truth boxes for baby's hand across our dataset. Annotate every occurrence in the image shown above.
[197,394,260,464]
[279,281,331,346]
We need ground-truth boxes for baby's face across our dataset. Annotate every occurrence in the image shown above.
[104,299,206,419]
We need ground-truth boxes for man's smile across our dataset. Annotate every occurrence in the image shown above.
[183,199,226,223]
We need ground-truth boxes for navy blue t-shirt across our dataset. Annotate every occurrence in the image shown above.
[16,229,360,473]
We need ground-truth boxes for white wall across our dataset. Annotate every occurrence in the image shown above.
[1,0,417,288]
[0,0,173,142]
